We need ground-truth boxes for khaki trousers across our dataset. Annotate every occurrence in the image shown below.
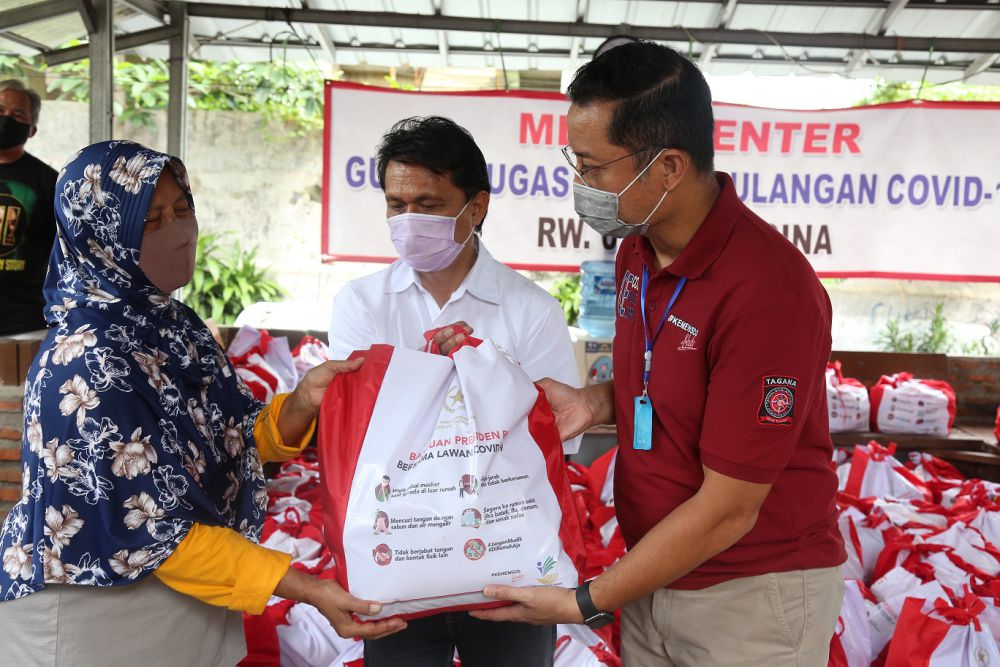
[0,575,246,667]
[621,567,844,667]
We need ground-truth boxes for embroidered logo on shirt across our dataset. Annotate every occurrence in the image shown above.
[618,270,639,320]
[668,314,700,350]
[758,376,798,426]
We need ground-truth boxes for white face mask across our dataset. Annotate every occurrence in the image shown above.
[573,148,668,238]
[387,199,475,272]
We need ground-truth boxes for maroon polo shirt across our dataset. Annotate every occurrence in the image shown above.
[612,172,845,590]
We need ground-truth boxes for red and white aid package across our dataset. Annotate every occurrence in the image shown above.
[841,442,932,502]
[229,325,299,401]
[827,580,873,667]
[826,362,870,433]
[292,334,330,377]
[318,336,584,620]
[885,593,1000,666]
[869,373,957,436]
[838,506,889,582]
[554,624,621,667]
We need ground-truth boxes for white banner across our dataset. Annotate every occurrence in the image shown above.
[323,82,1000,281]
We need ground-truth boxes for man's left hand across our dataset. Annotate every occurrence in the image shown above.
[468,585,584,625]
[433,321,473,356]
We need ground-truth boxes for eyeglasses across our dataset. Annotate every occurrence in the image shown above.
[561,144,664,185]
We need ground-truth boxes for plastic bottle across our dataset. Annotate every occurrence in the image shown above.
[578,260,616,338]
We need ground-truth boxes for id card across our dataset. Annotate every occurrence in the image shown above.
[633,395,653,451]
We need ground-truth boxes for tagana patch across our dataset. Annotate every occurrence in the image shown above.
[758,375,798,426]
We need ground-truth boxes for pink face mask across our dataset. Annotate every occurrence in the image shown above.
[139,217,199,294]
[387,200,475,273]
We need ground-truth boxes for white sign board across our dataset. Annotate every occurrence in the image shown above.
[323,81,1000,281]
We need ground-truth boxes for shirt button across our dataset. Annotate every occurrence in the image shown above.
[647,300,656,309]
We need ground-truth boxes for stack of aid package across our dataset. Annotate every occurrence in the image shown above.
[829,440,1000,666]
[826,362,871,433]
[240,450,621,663]
[228,326,331,402]
[869,372,957,436]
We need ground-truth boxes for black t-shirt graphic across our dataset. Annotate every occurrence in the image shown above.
[0,152,57,335]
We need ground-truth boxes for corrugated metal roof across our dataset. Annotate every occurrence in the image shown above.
[1,0,999,83]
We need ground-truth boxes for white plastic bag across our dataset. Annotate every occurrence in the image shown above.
[318,336,584,619]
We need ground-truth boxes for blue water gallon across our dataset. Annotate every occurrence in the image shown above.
[578,260,616,338]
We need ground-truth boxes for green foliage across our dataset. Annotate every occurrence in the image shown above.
[857,78,1000,106]
[918,304,951,353]
[184,232,284,324]
[878,318,914,353]
[382,73,414,91]
[0,54,30,79]
[960,317,1000,356]
[185,60,328,133]
[39,56,329,134]
[877,303,952,354]
[549,274,581,326]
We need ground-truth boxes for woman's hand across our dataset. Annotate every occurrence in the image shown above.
[274,565,406,640]
[294,358,365,412]
[310,578,407,640]
[278,358,364,444]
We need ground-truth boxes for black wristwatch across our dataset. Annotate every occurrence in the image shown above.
[575,580,615,629]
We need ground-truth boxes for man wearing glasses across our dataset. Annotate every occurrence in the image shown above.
[471,42,845,667]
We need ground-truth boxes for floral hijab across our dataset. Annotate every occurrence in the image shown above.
[0,141,267,600]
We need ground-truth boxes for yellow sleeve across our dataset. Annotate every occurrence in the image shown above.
[255,392,317,463]
[154,523,292,615]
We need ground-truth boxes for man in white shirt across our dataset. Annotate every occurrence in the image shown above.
[327,116,579,667]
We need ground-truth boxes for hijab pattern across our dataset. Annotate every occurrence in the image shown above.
[0,141,266,600]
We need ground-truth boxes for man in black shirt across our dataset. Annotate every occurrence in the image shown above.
[0,80,57,335]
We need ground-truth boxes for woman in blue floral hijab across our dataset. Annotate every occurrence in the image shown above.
[0,141,405,665]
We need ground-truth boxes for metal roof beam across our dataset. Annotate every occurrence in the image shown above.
[89,0,112,143]
[700,0,738,68]
[874,0,910,35]
[121,0,167,23]
[430,0,447,65]
[847,0,907,72]
[187,35,1000,76]
[184,4,1000,54]
[845,49,867,72]
[964,52,1000,79]
[300,0,338,64]
[0,31,50,52]
[74,0,97,35]
[713,55,993,74]
[0,0,76,32]
[167,0,188,160]
[568,0,589,64]
[43,25,181,66]
[645,0,996,8]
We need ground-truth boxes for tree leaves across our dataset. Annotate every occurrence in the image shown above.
[33,55,330,136]
[549,274,581,326]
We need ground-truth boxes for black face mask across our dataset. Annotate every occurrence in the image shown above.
[0,116,31,150]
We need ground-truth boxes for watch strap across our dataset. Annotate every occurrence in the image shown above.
[575,579,604,621]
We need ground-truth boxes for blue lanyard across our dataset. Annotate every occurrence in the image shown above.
[640,266,686,396]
